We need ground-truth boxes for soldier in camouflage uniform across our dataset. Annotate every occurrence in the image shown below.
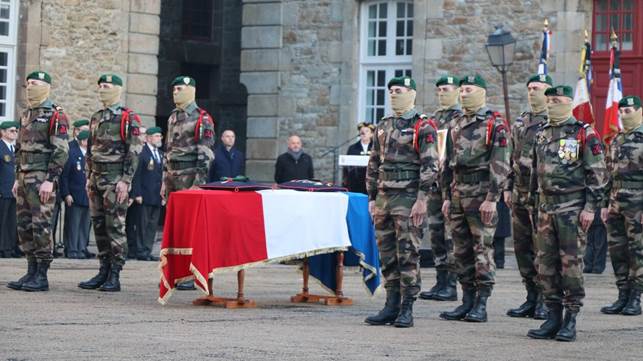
[506,74,552,320]
[364,76,439,328]
[7,71,69,292]
[162,76,215,291]
[78,74,143,292]
[600,95,643,316]
[439,74,511,323]
[419,75,461,302]
[527,85,608,342]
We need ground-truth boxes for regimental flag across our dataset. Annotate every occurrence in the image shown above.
[573,37,595,125]
[601,38,623,144]
[538,20,552,75]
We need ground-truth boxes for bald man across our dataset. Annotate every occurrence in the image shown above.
[274,135,314,183]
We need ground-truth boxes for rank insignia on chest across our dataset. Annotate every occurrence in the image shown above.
[558,139,579,163]
[76,160,82,171]
[3,154,10,162]
[148,158,155,171]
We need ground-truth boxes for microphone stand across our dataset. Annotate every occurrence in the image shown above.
[320,135,360,184]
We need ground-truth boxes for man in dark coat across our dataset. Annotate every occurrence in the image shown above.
[343,122,374,194]
[0,121,18,258]
[275,135,314,183]
[208,129,245,181]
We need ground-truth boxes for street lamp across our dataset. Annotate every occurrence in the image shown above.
[485,25,516,121]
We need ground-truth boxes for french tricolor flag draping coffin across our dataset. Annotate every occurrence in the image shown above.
[158,189,352,303]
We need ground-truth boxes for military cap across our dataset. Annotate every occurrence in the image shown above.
[26,71,52,84]
[146,126,162,135]
[459,74,487,89]
[544,85,573,99]
[171,76,196,87]
[97,74,123,86]
[73,119,90,128]
[436,75,460,87]
[526,74,553,87]
[76,130,90,140]
[618,95,641,109]
[0,121,19,130]
[357,122,375,131]
[387,76,416,90]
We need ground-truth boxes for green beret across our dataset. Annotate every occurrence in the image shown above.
[171,76,196,87]
[0,121,19,130]
[435,75,460,87]
[526,74,553,87]
[544,85,573,99]
[97,74,123,86]
[619,95,641,109]
[459,74,487,89]
[387,76,416,90]
[26,71,52,84]
[76,130,90,140]
[73,119,90,128]
[146,126,162,135]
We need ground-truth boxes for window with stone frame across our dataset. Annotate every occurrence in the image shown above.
[359,1,413,124]
[592,0,637,51]
[0,0,17,121]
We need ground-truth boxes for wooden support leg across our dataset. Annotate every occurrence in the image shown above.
[290,254,353,306]
[192,270,256,308]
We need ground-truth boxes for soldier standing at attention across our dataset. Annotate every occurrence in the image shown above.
[439,74,511,323]
[7,71,69,292]
[527,85,607,342]
[162,76,215,291]
[364,76,439,328]
[506,74,552,320]
[78,74,142,292]
[419,75,461,302]
[600,95,643,317]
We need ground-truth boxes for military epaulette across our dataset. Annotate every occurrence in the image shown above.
[47,105,67,136]
[120,107,142,142]
[194,108,215,142]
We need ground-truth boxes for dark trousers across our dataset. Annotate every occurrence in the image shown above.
[63,204,90,258]
[0,197,17,256]
[126,203,141,258]
[584,211,607,273]
[135,205,160,258]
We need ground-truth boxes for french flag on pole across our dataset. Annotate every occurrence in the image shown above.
[573,36,595,126]
[537,20,551,75]
[602,37,623,144]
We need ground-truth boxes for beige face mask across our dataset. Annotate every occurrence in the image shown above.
[438,89,459,110]
[621,108,643,133]
[173,86,196,110]
[98,85,122,107]
[390,89,416,116]
[461,87,486,115]
[528,88,548,113]
[26,84,50,108]
[547,102,573,125]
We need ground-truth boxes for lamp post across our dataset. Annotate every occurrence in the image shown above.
[485,25,516,121]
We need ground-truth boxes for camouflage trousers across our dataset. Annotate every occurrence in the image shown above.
[164,169,199,195]
[449,194,497,289]
[89,172,128,265]
[606,190,643,291]
[372,189,422,297]
[512,189,539,289]
[535,205,586,311]
[428,189,453,271]
[16,171,55,261]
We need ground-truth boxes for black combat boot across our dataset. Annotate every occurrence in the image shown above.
[600,287,630,314]
[440,286,475,321]
[464,287,490,322]
[21,260,51,292]
[433,272,458,301]
[394,296,416,328]
[533,293,549,320]
[7,257,37,290]
[99,262,122,292]
[527,303,563,339]
[507,285,537,318]
[78,258,111,289]
[621,288,642,316]
[419,269,446,300]
[365,289,401,325]
[555,308,578,342]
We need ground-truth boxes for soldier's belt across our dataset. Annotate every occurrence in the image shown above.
[91,162,123,173]
[613,180,643,189]
[380,170,419,181]
[19,152,50,165]
[455,171,489,184]
[539,191,584,205]
[515,174,531,187]
[168,160,198,171]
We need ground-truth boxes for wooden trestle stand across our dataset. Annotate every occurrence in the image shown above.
[192,270,256,308]
[290,252,353,306]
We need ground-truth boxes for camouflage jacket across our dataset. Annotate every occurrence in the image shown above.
[508,110,547,193]
[17,99,70,182]
[530,117,608,212]
[442,106,511,202]
[366,108,439,201]
[87,103,143,184]
[164,102,215,185]
[432,105,462,130]
[606,124,643,201]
